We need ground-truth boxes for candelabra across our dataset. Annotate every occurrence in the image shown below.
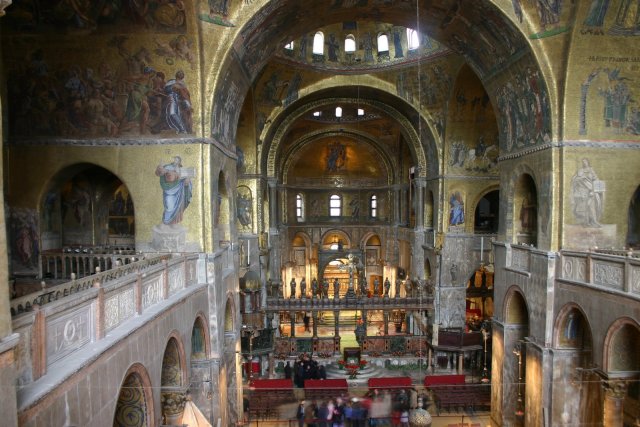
[513,343,524,418]
[481,325,490,383]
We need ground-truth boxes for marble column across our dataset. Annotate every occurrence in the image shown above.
[268,178,279,230]
[267,178,282,295]
[334,310,340,338]
[602,380,627,427]
[290,311,296,337]
[313,311,319,338]
[383,311,389,335]
[414,177,426,229]
[393,186,401,225]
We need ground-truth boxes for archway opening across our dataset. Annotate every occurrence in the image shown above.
[27,164,135,286]
[475,190,499,234]
[514,174,538,246]
[161,337,184,424]
[113,370,151,427]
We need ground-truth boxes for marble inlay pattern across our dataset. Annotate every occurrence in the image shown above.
[46,306,93,365]
[142,276,163,309]
[593,261,624,290]
[168,265,185,295]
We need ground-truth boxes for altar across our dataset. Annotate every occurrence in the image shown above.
[343,347,361,364]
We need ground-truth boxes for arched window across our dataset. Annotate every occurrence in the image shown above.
[330,194,342,217]
[407,28,420,50]
[296,193,305,221]
[284,41,294,51]
[345,35,356,53]
[377,33,389,54]
[370,195,378,218]
[313,31,325,55]
[335,107,342,118]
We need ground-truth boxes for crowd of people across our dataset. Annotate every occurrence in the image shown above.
[284,354,328,387]
[295,387,425,427]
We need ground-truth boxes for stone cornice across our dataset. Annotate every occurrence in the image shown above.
[7,137,238,159]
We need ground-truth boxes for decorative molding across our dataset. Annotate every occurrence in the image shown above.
[592,261,624,290]
[560,140,640,149]
[142,276,163,309]
[46,306,94,365]
[497,143,553,161]
[168,265,185,296]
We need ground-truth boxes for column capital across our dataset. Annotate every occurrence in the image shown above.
[413,177,428,187]
[160,390,188,418]
[602,379,628,400]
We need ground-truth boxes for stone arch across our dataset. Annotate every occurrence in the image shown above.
[359,231,380,250]
[113,363,155,427]
[191,313,210,360]
[321,229,352,250]
[553,303,593,351]
[223,294,236,334]
[161,333,186,387]
[502,286,530,424]
[472,186,500,234]
[215,170,231,247]
[41,163,134,244]
[292,231,312,250]
[553,304,601,427]
[266,93,430,179]
[160,334,187,424]
[504,286,529,326]
[504,163,541,238]
[603,317,640,373]
[206,2,552,177]
[36,163,135,278]
[280,127,394,186]
[513,172,539,246]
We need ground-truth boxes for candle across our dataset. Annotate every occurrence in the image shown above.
[480,237,484,262]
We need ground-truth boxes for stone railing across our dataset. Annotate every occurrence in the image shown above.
[41,245,139,280]
[558,249,640,297]
[263,295,434,312]
[11,254,170,316]
[273,335,429,358]
[12,253,202,383]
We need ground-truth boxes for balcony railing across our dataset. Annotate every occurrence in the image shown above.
[12,253,202,386]
[12,254,168,317]
[41,245,139,281]
[558,249,640,297]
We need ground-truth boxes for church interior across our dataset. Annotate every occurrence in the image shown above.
[0,0,639,426]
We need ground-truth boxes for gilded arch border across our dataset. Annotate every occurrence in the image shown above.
[281,128,395,186]
[266,97,431,178]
